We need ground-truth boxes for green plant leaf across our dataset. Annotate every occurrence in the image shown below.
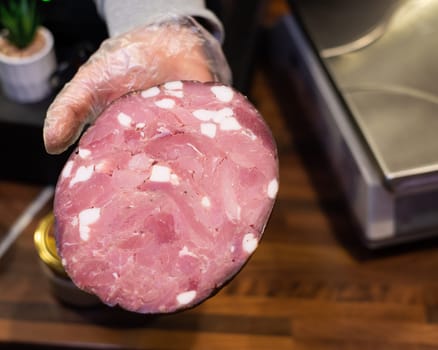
[0,0,40,49]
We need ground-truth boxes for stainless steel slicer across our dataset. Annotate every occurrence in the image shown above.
[270,0,438,247]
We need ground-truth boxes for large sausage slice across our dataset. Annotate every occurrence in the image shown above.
[54,81,279,313]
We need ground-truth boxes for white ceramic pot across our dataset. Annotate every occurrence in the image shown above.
[0,26,56,103]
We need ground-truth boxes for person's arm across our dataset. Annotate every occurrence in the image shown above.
[94,0,224,41]
[43,2,230,155]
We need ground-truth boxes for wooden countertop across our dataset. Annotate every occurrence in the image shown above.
[2,19,438,350]
[2,67,438,350]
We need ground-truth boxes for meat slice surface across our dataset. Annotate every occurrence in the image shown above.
[54,80,279,313]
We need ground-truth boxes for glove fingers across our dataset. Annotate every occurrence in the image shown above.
[43,17,228,154]
[43,71,98,154]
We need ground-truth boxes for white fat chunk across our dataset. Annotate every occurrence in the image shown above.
[200,123,217,138]
[242,233,258,254]
[201,196,211,208]
[62,161,74,178]
[155,98,175,109]
[117,112,132,127]
[70,165,94,187]
[79,226,90,241]
[176,290,197,305]
[212,108,234,123]
[220,117,241,131]
[78,207,101,241]
[156,126,171,137]
[141,86,160,98]
[150,165,172,182]
[135,122,146,129]
[193,109,215,121]
[78,148,91,159]
[79,207,101,226]
[170,173,180,185]
[211,85,234,102]
[164,81,183,90]
[267,178,279,199]
[193,107,234,123]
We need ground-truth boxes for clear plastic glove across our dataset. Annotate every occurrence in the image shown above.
[43,15,231,154]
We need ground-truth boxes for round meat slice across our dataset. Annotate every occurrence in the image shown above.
[54,80,279,313]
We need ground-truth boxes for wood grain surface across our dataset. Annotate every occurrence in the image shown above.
[2,2,438,349]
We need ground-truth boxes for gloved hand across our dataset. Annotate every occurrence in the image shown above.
[43,15,231,154]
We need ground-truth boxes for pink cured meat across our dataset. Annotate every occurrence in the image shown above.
[54,80,279,313]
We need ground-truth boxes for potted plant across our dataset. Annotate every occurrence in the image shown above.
[0,0,56,103]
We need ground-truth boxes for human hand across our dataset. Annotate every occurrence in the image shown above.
[43,16,231,154]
